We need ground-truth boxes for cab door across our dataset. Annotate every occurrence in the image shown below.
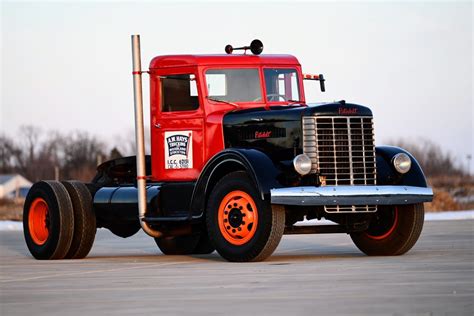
[150,68,205,181]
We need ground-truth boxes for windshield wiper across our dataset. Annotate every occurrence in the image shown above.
[206,96,239,108]
[288,100,306,104]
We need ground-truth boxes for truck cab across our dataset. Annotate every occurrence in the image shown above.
[149,54,304,182]
[22,37,433,262]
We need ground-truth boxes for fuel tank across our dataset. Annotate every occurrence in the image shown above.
[93,185,160,223]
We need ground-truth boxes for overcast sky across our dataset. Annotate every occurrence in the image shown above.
[1,1,472,171]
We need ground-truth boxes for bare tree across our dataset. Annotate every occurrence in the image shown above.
[61,131,105,181]
[0,134,17,173]
[390,139,465,177]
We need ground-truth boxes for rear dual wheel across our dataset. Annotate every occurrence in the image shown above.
[62,181,96,259]
[23,181,95,260]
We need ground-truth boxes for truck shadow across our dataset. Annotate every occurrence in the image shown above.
[190,251,366,263]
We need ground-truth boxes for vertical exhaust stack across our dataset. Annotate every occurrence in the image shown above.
[131,34,162,238]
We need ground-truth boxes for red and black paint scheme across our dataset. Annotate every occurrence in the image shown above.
[23,37,433,262]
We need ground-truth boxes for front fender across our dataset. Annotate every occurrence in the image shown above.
[376,146,428,187]
[189,149,282,217]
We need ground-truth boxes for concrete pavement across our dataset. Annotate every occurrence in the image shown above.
[1,220,473,315]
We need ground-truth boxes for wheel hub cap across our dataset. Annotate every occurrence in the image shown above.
[228,208,244,228]
[28,198,50,245]
[218,190,258,246]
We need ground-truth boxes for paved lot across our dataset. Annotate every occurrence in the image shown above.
[1,220,473,315]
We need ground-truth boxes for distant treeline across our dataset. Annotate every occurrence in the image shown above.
[0,126,123,182]
[0,125,468,182]
[391,139,467,178]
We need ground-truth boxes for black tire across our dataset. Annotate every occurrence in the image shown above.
[192,225,215,255]
[62,181,96,259]
[154,225,215,255]
[155,233,200,255]
[23,181,74,260]
[350,204,425,256]
[206,171,285,262]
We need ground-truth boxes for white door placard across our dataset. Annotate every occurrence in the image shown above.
[164,131,193,169]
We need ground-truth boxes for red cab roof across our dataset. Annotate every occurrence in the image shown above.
[149,54,300,69]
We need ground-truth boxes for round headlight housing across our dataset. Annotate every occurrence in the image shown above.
[392,153,412,174]
[293,154,312,175]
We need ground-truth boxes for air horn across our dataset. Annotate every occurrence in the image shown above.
[225,39,263,55]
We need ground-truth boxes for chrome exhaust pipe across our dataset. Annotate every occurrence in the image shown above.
[131,34,162,238]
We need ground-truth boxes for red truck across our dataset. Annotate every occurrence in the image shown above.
[23,36,433,262]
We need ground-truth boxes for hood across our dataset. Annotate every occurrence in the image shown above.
[222,101,373,163]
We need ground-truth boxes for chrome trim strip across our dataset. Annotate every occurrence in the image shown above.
[270,185,434,206]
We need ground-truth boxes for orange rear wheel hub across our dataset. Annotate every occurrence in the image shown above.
[218,190,258,246]
[28,198,50,245]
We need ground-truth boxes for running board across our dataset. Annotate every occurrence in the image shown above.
[142,216,201,223]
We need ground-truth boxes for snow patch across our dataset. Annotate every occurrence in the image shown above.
[287,210,474,226]
[0,221,23,231]
[425,210,474,221]
[1,211,473,231]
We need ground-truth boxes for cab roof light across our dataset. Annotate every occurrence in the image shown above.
[303,73,326,92]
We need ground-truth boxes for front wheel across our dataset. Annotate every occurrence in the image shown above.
[350,204,425,256]
[206,171,285,262]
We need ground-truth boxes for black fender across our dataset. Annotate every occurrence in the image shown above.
[376,146,428,187]
[91,155,152,186]
[189,149,282,217]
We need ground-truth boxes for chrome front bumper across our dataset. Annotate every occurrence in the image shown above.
[270,185,433,206]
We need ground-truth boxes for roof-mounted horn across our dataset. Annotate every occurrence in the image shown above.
[225,39,263,55]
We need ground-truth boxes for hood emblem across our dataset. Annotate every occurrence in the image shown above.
[255,131,272,139]
[338,107,358,115]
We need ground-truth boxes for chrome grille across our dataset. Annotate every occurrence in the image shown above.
[302,116,377,213]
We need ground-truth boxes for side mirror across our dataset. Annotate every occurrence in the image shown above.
[319,74,325,92]
[303,73,326,92]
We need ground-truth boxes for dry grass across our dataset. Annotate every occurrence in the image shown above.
[425,189,461,212]
[1,175,472,221]
[0,198,23,221]
[425,175,474,212]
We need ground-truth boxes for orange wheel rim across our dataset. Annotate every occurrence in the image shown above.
[28,198,50,245]
[218,190,258,246]
[366,207,399,240]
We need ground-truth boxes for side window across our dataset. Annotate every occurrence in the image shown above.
[161,74,199,112]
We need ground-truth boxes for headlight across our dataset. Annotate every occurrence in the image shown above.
[392,153,411,174]
[293,154,312,175]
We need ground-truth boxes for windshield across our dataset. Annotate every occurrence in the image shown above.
[264,68,300,102]
[205,69,262,102]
